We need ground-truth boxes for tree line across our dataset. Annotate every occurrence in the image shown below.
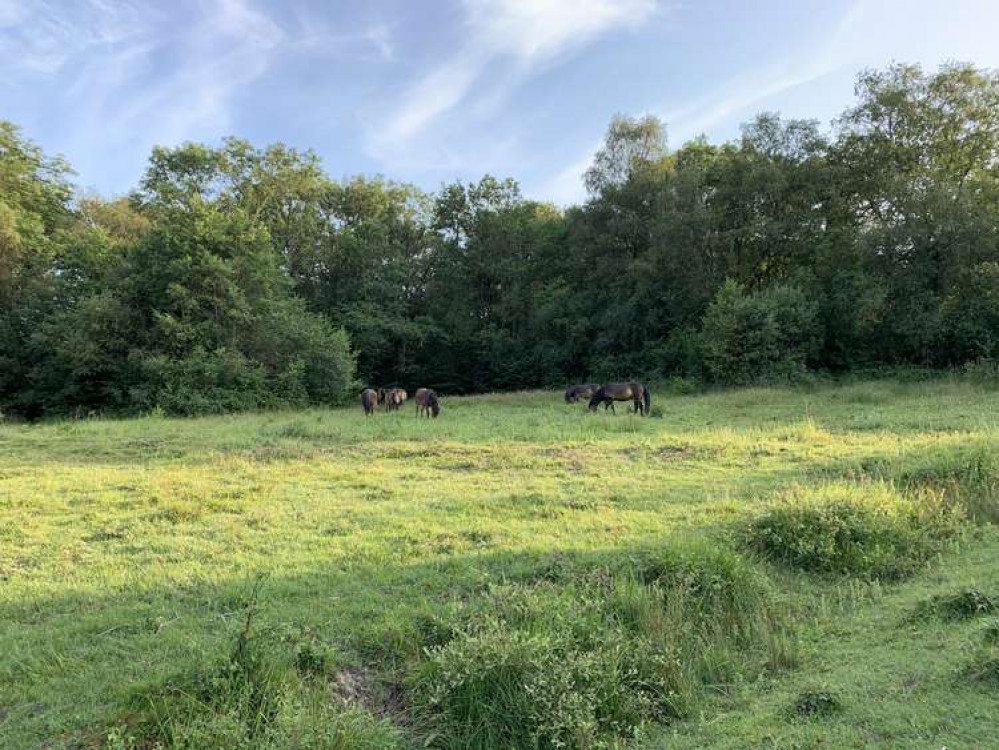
[2,62,998,418]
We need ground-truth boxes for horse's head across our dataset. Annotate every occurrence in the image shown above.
[587,390,603,412]
[564,387,575,403]
[430,396,441,418]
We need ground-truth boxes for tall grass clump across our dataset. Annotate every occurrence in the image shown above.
[744,483,965,580]
[408,543,784,749]
[893,447,999,524]
[911,589,996,621]
[841,445,999,524]
[119,593,399,749]
[961,646,999,688]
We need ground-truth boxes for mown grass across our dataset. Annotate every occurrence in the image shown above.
[1,379,998,747]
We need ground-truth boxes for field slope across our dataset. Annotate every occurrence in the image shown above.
[1,380,998,748]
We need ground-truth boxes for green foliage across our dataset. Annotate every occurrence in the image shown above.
[700,280,820,385]
[911,589,996,621]
[791,688,842,719]
[410,548,778,749]
[943,263,999,362]
[881,446,999,524]
[744,483,964,580]
[962,647,999,688]
[118,202,355,415]
[4,60,999,411]
[125,589,399,750]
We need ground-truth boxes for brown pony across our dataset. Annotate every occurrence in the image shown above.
[361,388,379,416]
[386,388,407,411]
[588,383,651,416]
[564,383,599,404]
[414,387,441,418]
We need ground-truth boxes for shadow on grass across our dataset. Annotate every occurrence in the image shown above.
[2,535,792,749]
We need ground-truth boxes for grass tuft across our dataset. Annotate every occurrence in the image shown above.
[910,589,996,621]
[791,688,842,719]
[961,645,999,688]
[408,546,785,749]
[744,482,964,580]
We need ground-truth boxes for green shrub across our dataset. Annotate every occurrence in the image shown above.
[700,280,820,385]
[962,648,999,687]
[744,483,964,579]
[409,545,782,749]
[130,347,273,416]
[911,589,996,621]
[791,688,842,718]
[942,262,999,363]
[411,597,687,748]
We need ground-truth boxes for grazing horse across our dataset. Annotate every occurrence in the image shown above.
[564,383,599,404]
[386,388,407,411]
[414,387,441,418]
[361,388,379,416]
[588,382,651,416]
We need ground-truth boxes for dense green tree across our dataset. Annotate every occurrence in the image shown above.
[832,63,999,364]
[0,123,75,416]
[700,280,820,384]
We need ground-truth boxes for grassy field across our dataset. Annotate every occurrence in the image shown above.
[2,379,998,748]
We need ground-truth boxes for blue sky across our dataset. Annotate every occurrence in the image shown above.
[2,0,998,205]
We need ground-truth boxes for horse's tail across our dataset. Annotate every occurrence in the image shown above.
[642,384,651,416]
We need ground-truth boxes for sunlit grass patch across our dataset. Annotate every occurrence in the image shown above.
[743,481,965,580]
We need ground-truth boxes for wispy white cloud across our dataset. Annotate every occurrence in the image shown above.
[0,0,151,75]
[534,1,856,205]
[363,23,395,62]
[1,0,286,187]
[287,3,395,62]
[539,149,600,206]
[130,0,284,144]
[662,63,842,147]
[540,0,999,206]
[371,0,658,154]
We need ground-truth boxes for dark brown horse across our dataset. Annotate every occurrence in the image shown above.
[564,383,599,404]
[414,387,440,418]
[588,383,651,416]
[361,388,379,416]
